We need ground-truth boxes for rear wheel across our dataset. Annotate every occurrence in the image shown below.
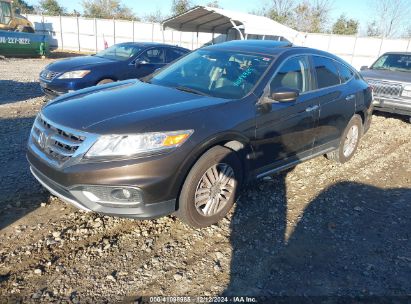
[97,78,114,85]
[177,146,242,228]
[326,115,362,164]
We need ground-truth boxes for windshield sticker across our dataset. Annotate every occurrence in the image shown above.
[234,68,255,87]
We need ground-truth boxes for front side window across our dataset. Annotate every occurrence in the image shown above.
[149,49,273,99]
[139,48,165,64]
[95,44,141,61]
[371,54,411,72]
[313,56,340,89]
[270,56,310,93]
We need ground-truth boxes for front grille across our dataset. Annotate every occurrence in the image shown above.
[367,79,403,98]
[31,115,86,165]
[40,70,60,81]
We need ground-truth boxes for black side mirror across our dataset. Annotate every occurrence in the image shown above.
[360,65,368,71]
[270,87,300,102]
[14,8,21,15]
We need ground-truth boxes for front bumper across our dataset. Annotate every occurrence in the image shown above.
[29,164,176,219]
[27,145,182,219]
[30,165,176,219]
[373,96,411,116]
[39,78,93,100]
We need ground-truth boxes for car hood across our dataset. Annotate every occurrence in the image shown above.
[46,55,116,72]
[42,80,228,134]
[361,69,411,83]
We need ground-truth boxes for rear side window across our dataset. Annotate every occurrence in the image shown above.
[313,56,340,89]
[336,62,354,83]
[270,56,311,93]
[167,48,187,62]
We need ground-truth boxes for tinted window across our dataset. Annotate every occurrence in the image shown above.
[140,48,165,64]
[270,56,310,93]
[150,49,273,99]
[313,56,340,88]
[371,54,411,72]
[167,48,187,62]
[336,62,354,83]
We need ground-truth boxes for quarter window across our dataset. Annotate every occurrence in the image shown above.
[313,56,340,89]
[336,62,354,83]
[270,56,310,93]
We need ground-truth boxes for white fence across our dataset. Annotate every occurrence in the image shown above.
[27,14,411,70]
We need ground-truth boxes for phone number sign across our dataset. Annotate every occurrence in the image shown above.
[0,36,30,45]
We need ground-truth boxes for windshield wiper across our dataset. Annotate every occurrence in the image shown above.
[175,86,208,96]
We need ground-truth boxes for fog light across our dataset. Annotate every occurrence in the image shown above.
[111,188,140,201]
[80,185,143,207]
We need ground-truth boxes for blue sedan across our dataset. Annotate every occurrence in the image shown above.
[39,42,190,99]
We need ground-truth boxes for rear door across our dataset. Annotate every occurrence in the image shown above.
[311,55,356,149]
[253,55,320,173]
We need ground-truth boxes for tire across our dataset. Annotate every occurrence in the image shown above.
[177,146,243,228]
[97,78,114,85]
[326,114,363,164]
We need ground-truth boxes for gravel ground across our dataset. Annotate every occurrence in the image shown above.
[0,56,410,303]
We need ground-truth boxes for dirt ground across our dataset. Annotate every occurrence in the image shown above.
[0,56,410,303]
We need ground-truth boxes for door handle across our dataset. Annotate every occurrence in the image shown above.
[345,94,355,101]
[305,105,319,112]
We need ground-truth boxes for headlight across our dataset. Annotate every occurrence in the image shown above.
[402,85,411,97]
[58,70,91,79]
[403,85,411,91]
[85,130,193,158]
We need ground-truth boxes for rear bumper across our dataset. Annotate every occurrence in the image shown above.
[373,97,411,116]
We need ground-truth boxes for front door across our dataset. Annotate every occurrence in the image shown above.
[130,47,167,79]
[253,55,320,174]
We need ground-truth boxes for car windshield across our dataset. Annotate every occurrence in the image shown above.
[371,54,411,72]
[148,49,273,99]
[95,44,141,61]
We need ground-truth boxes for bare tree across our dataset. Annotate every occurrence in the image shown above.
[143,9,168,23]
[206,0,221,8]
[366,20,382,37]
[252,0,333,33]
[370,0,410,38]
[266,0,296,24]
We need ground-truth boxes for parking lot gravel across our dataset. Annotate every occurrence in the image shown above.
[0,56,410,303]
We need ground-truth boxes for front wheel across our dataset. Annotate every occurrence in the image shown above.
[326,115,363,164]
[177,146,243,228]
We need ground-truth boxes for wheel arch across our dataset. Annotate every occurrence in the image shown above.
[96,76,117,85]
[173,132,252,210]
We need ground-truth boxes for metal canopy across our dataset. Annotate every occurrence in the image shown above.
[162,6,304,43]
